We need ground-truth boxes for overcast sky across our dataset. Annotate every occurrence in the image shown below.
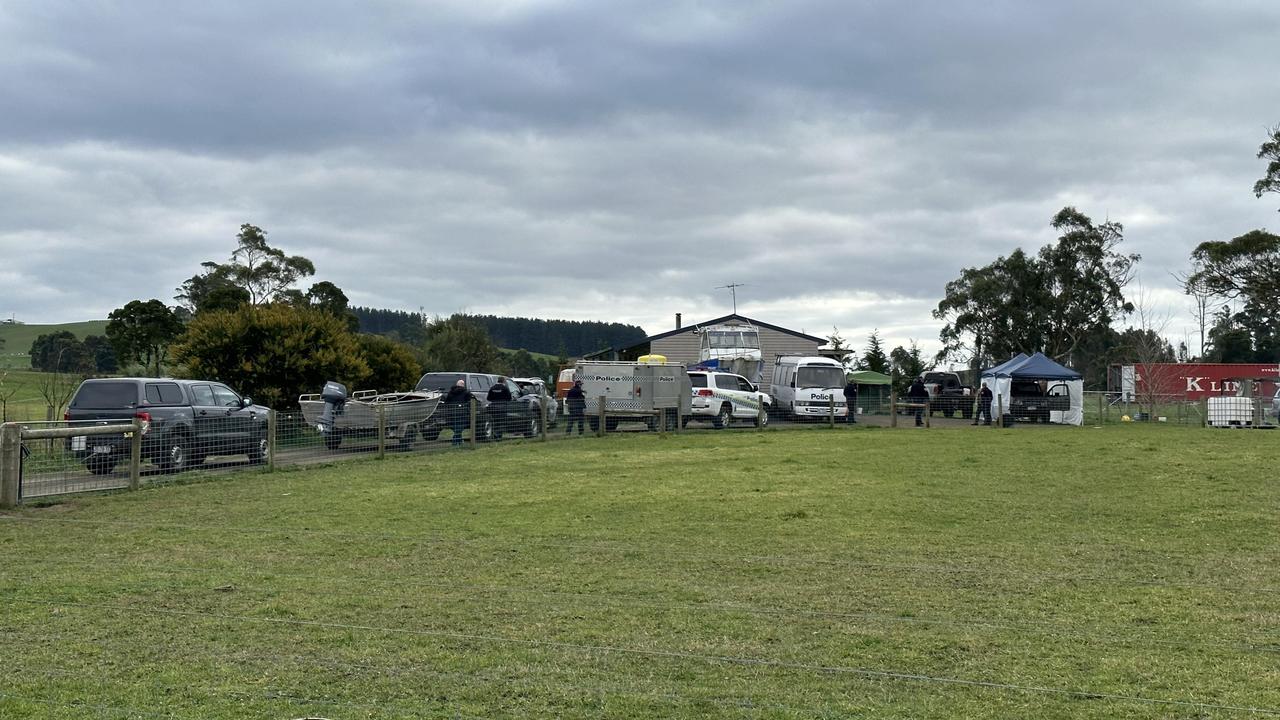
[2,1,1277,360]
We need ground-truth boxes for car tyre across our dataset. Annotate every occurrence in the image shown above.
[85,457,116,476]
[323,431,342,451]
[157,432,189,473]
[755,409,769,428]
[248,435,270,464]
[526,415,541,438]
[712,403,732,429]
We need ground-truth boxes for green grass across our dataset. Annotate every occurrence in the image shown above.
[0,369,85,421]
[0,321,108,369]
[2,424,1278,718]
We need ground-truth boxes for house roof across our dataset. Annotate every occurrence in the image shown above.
[645,313,826,344]
[582,314,827,360]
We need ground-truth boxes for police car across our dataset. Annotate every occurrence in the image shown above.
[686,370,772,428]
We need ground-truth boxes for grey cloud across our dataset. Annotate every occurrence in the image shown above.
[1,1,1279,359]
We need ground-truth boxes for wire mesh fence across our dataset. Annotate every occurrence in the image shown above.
[1082,391,1279,427]
[6,382,1277,506]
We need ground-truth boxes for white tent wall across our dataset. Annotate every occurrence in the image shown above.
[989,377,1012,422]
[1051,379,1084,426]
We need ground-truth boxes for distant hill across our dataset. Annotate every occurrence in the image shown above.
[0,320,108,369]
[350,308,647,357]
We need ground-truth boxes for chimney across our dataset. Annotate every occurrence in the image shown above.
[675,313,682,330]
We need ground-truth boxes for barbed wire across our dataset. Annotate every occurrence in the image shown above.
[10,597,1279,716]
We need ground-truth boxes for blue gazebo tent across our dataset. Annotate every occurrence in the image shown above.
[980,352,1084,425]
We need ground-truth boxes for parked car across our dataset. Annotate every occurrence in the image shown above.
[921,371,974,419]
[686,370,771,429]
[1007,379,1070,424]
[65,378,270,475]
[413,372,546,441]
[512,377,558,426]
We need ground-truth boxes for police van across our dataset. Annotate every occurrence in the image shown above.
[771,355,849,419]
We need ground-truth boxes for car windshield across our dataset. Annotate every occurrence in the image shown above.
[797,367,844,389]
[416,373,465,392]
[70,382,137,408]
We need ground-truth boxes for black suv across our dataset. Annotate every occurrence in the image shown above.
[66,378,271,474]
[414,372,545,441]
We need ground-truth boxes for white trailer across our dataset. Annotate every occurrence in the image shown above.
[575,360,693,432]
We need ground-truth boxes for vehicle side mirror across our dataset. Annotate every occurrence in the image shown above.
[241,397,253,408]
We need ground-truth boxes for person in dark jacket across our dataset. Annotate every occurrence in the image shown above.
[907,376,929,427]
[564,380,587,435]
[973,383,993,426]
[442,379,474,447]
[842,378,858,424]
[486,378,514,440]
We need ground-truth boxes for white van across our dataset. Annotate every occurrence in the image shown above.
[771,355,849,419]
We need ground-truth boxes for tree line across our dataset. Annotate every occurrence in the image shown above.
[25,224,609,410]
[348,308,645,358]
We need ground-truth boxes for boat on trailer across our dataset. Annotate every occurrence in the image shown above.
[696,322,764,383]
[299,383,443,450]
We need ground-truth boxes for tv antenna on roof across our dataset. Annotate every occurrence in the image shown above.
[716,283,746,314]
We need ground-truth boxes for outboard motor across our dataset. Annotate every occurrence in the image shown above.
[316,381,348,434]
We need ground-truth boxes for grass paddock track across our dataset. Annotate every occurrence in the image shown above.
[1,424,1277,718]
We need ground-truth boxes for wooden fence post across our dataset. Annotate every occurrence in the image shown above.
[376,405,387,459]
[997,393,1004,428]
[469,398,478,448]
[597,396,607,438]
[924,400,931,429]
[828,395,835,429]
[129,418,143,491]
[540,391,549,442]
[1,423,21,509]
[267,409,277,472]
[890,388,898,428]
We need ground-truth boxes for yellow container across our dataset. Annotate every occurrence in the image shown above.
[637,354,667,364]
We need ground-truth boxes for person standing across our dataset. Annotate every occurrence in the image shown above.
[442,379,474,447]
[842,377,859,424]
[564,380,587,435]
[486,377,514,440]
[907,376,929,427]
[974,383,993,426]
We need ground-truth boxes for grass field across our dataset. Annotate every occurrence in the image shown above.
[2,424,1278,718]
[0,321,108,370]
[0,369,85,421]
